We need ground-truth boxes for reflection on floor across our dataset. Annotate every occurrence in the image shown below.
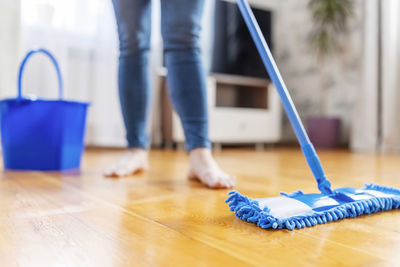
[1,148,399,266]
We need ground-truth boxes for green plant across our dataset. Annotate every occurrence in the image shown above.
[308,0,355,115]
[308,0,354,57]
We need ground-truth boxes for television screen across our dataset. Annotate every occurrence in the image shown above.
[211,0,273,79]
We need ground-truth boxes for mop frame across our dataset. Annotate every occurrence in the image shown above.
[226,184,400,230]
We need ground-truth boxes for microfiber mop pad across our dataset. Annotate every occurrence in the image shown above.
[226,185,400,230]
[226,0,400,230]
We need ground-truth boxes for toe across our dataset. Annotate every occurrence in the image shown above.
[103,167,117,177]
[187,169,199,181]
[208,175,233,189]
[211,182,224,189]
[227,175,237,187]
[116,167,132,177]
[218,174,236,189]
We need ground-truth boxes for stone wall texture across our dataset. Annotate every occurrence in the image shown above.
[272,0,363,143]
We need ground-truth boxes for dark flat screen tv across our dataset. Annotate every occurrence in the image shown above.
[211,0,273,80]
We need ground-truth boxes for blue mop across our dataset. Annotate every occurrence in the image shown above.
[225,0,400,230]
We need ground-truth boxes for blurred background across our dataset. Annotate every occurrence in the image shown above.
[1,0,399,153]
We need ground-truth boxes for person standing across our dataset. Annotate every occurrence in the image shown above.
[104,0,235,189]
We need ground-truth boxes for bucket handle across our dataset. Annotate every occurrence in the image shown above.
[18,48,63,100]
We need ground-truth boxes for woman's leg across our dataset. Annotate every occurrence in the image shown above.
[161,0,235,188]
[105,0,152,177]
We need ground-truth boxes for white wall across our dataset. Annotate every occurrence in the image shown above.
[350,0,379,152]
[15,0,216,148]
[0,0,20,98]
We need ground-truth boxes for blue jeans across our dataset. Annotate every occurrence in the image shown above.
[112,0,211,151]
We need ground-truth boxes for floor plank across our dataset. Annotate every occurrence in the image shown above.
[0,148,399,266]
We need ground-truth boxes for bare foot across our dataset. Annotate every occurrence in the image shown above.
[103,149,149,177]
[188,148,236,189]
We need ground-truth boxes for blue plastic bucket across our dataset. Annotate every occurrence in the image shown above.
[0,48,89,170]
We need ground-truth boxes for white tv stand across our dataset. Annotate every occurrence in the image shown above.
[161,72,282,150]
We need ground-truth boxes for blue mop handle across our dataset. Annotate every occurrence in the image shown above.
[237,0,332,194]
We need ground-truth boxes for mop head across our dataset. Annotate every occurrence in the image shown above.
[225,184,400,230]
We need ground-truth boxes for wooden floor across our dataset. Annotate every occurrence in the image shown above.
[1,148,400,267]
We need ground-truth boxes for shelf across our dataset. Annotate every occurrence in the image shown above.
[212,73,270,110]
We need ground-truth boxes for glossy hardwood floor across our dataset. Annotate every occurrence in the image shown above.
[1,148,400,267]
